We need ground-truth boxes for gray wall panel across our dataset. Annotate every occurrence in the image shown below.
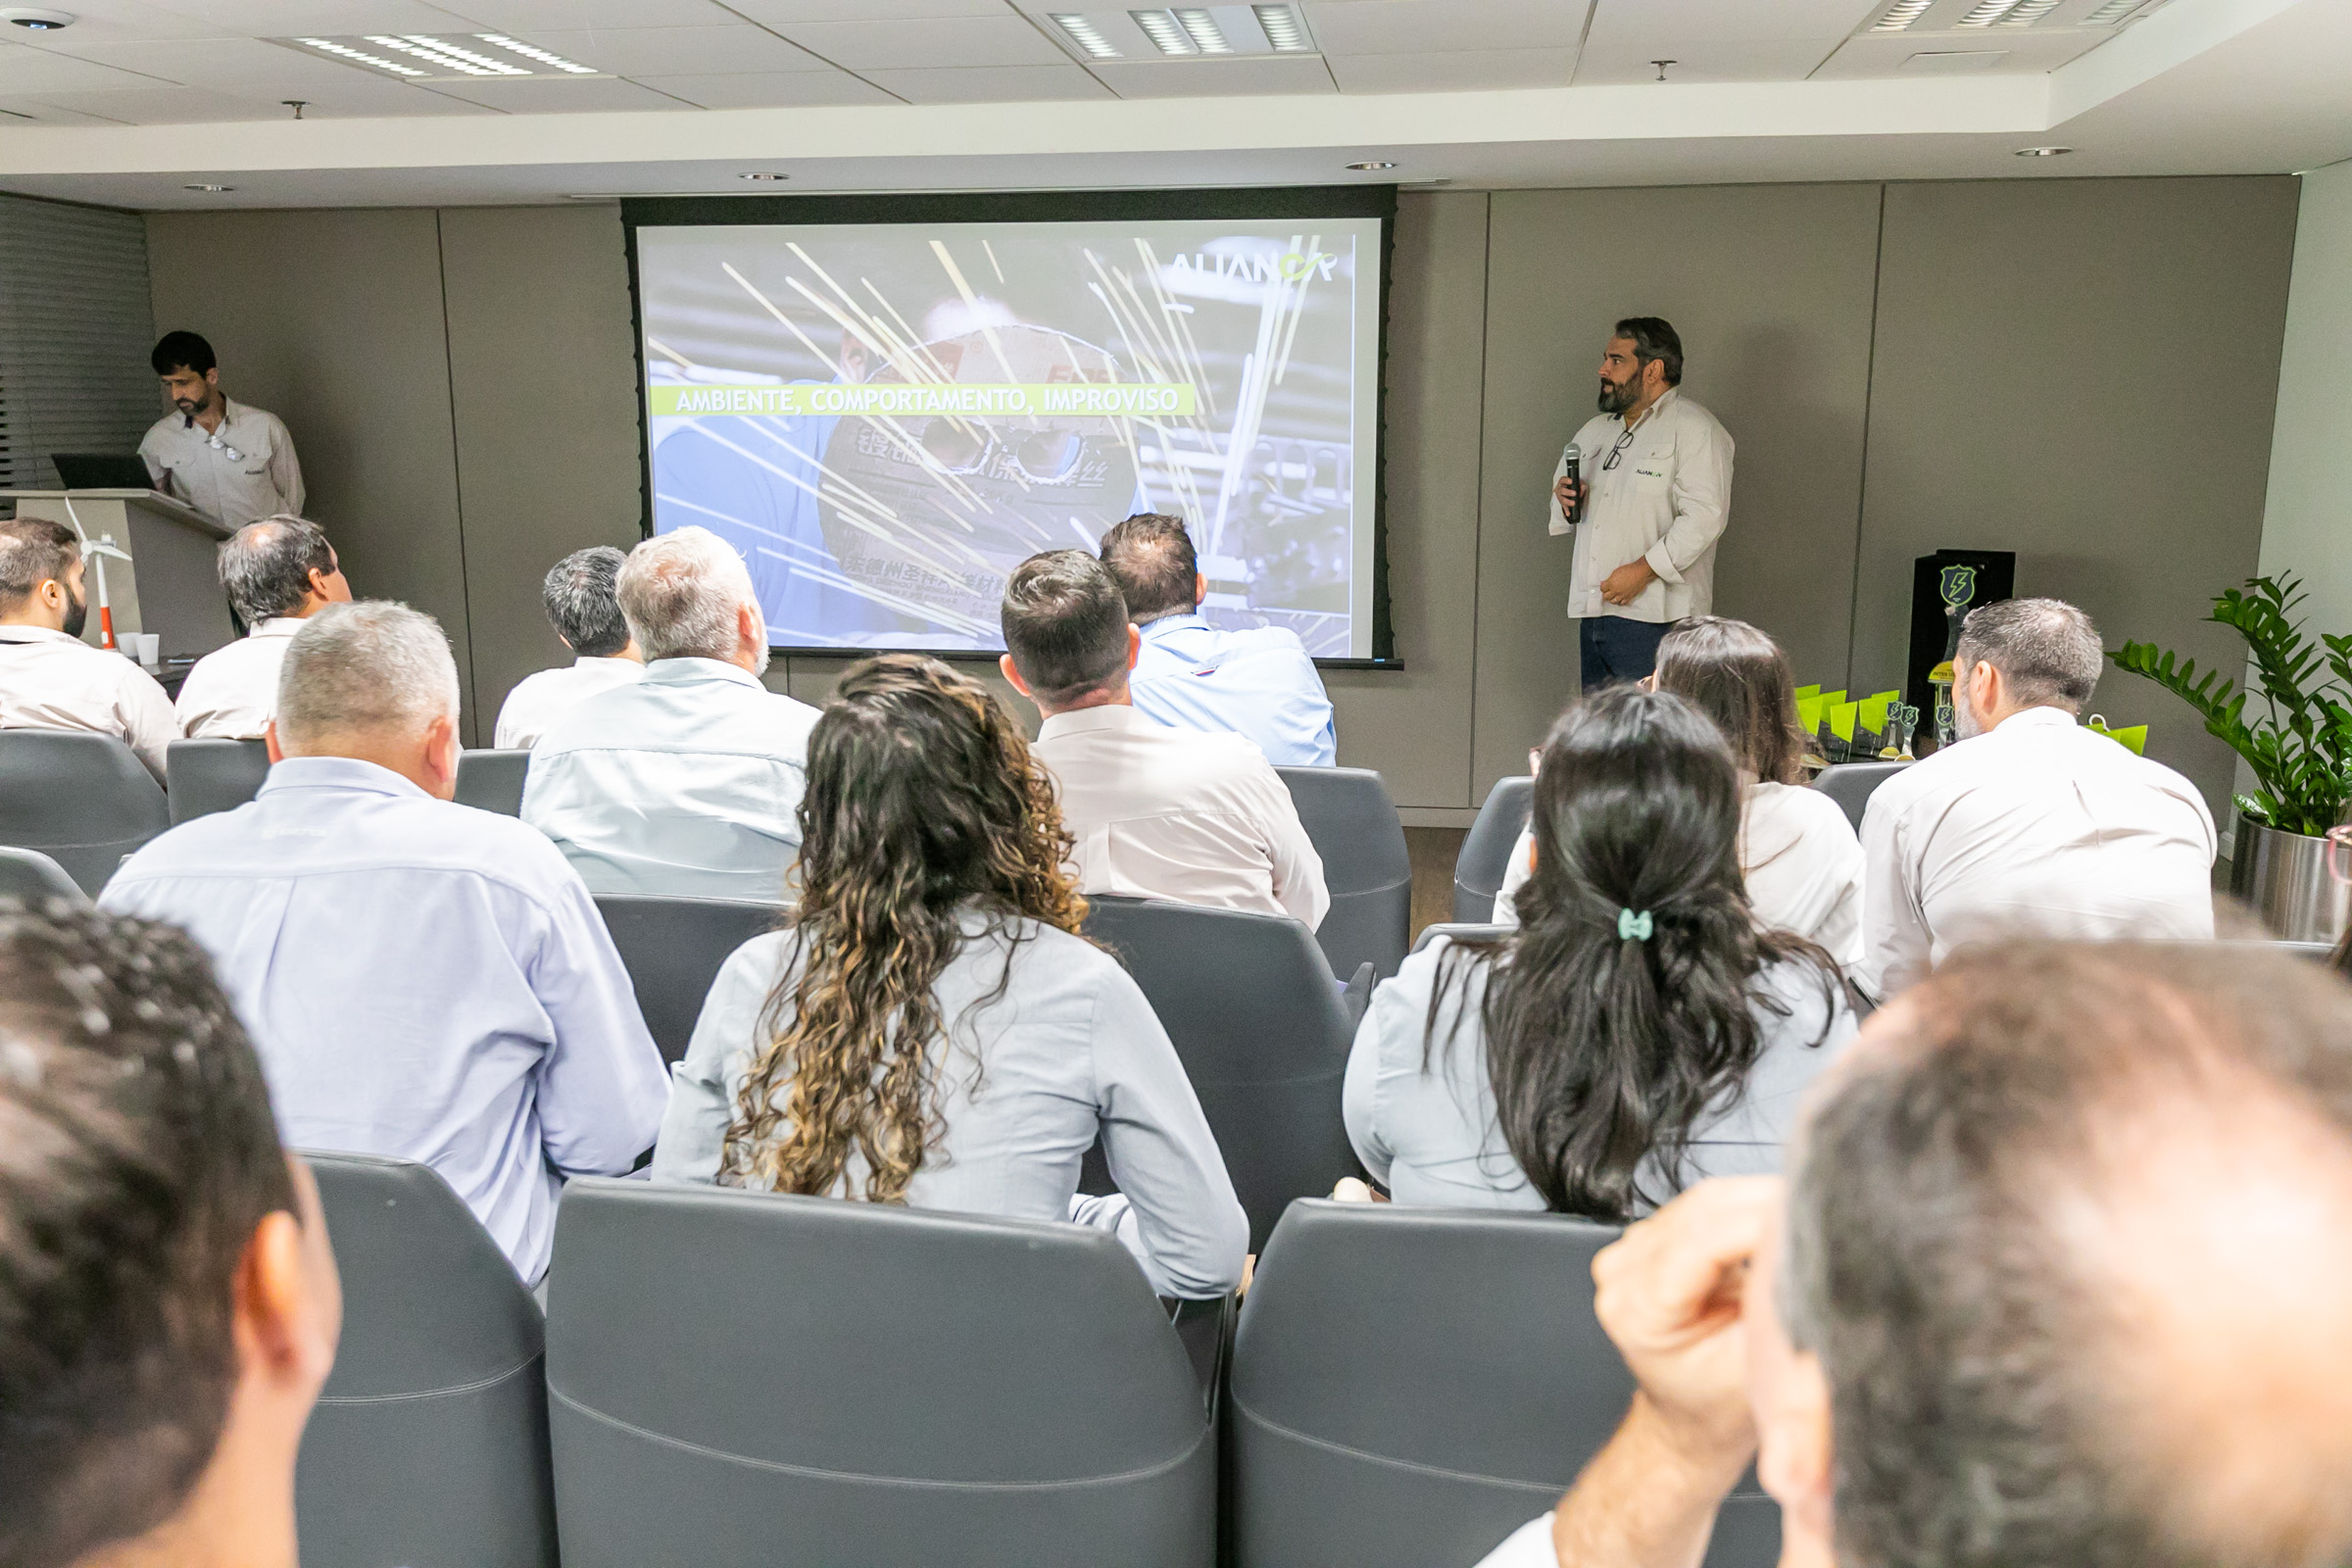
[1855,176,2299,814]
[145,209,474,734]
[438,204,644,732]
[1472,183,1885,797]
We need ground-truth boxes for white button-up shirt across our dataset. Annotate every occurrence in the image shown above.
[494,656,646,751]
[1546,387,1734,623]
[0,624,177,779]
[1032,703,1330,928]
[173,616,305,740]
[1130,612,1338,767]
[98,756,668,1283]
[138,398,304,528]
[653,912,1250,1299]
[1494,780,1866,965]
[521,658,821,902]
[1856,706,2218,1001]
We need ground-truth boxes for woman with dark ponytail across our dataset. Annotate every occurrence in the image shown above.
[652,653,1247,1298]
[1344,685,1855,1220]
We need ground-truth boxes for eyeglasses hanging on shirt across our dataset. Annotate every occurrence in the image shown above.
[184,413,243,464]
[1601,426,1635,471]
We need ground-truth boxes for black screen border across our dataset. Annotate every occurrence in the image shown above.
[619,185,1399,668]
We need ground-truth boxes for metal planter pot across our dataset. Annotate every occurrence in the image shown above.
[2230,817,2350,945]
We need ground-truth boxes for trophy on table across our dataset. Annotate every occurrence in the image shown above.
[1927,563,1977,751]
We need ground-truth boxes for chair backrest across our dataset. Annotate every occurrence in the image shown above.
[456,747,531,815]
[1231,1200,1778,1568]
[166,737,270,824]
[1453,775,1534,922]
[0,845,88,906]
[593,894,785,1064]
[1811,760,1911,832]
[545,1179,1214,1568]
[1082,897,1357,1250]
[1412,921,1509,956]
[299,1152,557,1568]
[0,730,171,896]
[1277,765,1412,979]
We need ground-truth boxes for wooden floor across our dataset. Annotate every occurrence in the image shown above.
[1404,826,1469,944]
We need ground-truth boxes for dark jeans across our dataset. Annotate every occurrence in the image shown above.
[1579,615,1675,691]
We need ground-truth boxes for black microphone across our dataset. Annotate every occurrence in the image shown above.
[1561,442,1582,524]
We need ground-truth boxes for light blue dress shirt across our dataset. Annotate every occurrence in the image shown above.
[1345,936,1855,1213]
[99,757,668,1284]
[520,657,822,902]
[652,909,1250,1299]
[1129,613,1338,767]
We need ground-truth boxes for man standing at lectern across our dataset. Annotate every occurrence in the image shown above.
[139,331,305,530]
[1547,318,1734,689]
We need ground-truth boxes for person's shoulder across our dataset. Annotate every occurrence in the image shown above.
[1671,393,1729,431]
[1759,779,1862,840]
[1750,948,1848,1031]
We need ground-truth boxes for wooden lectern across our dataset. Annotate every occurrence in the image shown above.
[0,489,235,662]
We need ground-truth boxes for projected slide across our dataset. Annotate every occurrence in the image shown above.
[635,215,1381,657]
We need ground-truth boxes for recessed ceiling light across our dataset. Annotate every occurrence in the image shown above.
[1869,0,1936,30]
[1347,161,1397,171]
[1173,7,1231,53]
[183,183,234,192]
[1253,4,1310,51]
[740,172,789,181]
[474,34,596,74]
[1996,0,2063,24]
[1956,0,2027,25]
[2014,145,2072,157]
[294,37,428,76]
[2082,0,2147,20]
[1,9,74,29]
[1050,13,1120,58]
[1129,9,1196,56]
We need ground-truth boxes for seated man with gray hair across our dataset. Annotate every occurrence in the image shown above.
[175,514,351,740]
[523,525,821,901]
[100,600,666,1285]
[1854,596,2214,1001]
[493,544,645,750]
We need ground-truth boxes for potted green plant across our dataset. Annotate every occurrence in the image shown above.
[2108,572,2352,942]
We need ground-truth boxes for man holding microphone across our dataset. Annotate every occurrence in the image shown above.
[1549,318,1735,688]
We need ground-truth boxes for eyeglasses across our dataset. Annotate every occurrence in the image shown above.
[2328,825,2352,884]
[918,418,1088,483]
[206,431,244,463]
[1600,426,1635,471]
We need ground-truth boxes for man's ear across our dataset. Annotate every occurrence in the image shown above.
[1125,623,1141,673]
[999,653,1033,699]
[737,600,760,651]
[1754,1349,1836,1550]
[235,1157,340,1401]
[1194,571,1207,608]
[264,720,285,765]
[422,712,462,799]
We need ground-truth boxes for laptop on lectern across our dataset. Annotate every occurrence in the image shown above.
[50,454,155,490]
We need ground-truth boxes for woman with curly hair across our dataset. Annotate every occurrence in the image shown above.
[651,653,1247,1299]
[1347,685,1855,1220]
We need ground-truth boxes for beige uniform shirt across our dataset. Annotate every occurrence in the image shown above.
[0,625,178,779]
[1031,703,1329,929]
[138,398,304,527]
[1546,387,1734,624]
[174,617,304,740]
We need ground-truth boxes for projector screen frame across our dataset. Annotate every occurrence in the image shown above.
[619,185,1399,668]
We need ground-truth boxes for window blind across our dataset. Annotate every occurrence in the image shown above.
[0,193,157,500]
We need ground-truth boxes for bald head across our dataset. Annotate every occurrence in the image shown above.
[1783,942,2352,1568]
[219,515,342,625]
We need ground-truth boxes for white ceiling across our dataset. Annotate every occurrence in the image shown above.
[0,0,2339,207]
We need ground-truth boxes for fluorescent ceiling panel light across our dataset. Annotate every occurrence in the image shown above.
[397,34,529,74]
[294,35,426,75]
[1869,0,1936,30]
[2082,0,2145,19]
[1129,9,1196,54]
[1954,0,2028,25]
[474,33,596,74]
[1996,0,2063,23]
[363,34,520,74]
[1050,12,1120,57]
[1252,3,1309,50]
[1173,6,1231,52]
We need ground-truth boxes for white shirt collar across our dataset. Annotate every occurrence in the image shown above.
[573,655,641,669]
[0,624,90,647]
[1989,705,2080,735]
[1036,702,1151,742]
[251,616,308,639]
[642,656,762,689]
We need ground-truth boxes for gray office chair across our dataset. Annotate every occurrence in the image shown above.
[1811,760,1910,831]
[1453,775,1534,922]
[593,894,785,1064]
[1412,920,1510,956]
[1083,897,1359,1250]
[1277,765,1413,980]
[298,1152,558,1568]
[1231,1200,1778,1568]
[0,730,171,896]
[166,737,270,824]
[0,845,88,906]
[456,748,531,815]
[545,1180,1215,1568]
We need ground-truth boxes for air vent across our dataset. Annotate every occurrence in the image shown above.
[274,32,603,80]
[1870,0,1936,30]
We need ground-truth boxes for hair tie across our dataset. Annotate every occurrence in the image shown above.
[1617,907,1653,942]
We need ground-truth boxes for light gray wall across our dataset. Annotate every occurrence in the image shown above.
[2259,160,2352,638]
[143,178,2300,810]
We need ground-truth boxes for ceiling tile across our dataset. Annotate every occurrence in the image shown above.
[627,69,897,106]
[0,2,231,42]
[499,25,826,74]
[430,0,744,24]
[421,74,706,109]
[1810,27,2106,77]
[853,62,1113,101]
[0,96,137,124]
[132,1,494,29]
[62,36,434,93]
[1324,45,1578,91]
[768,15,1064,70]
[0,43,177,92]
[8,81,490,121]
[1573,37,1845,83]
[1583,0,1884,45]
[1301,0,1587,56]
[1089,55,1336,97]
[721,0,1018,22]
